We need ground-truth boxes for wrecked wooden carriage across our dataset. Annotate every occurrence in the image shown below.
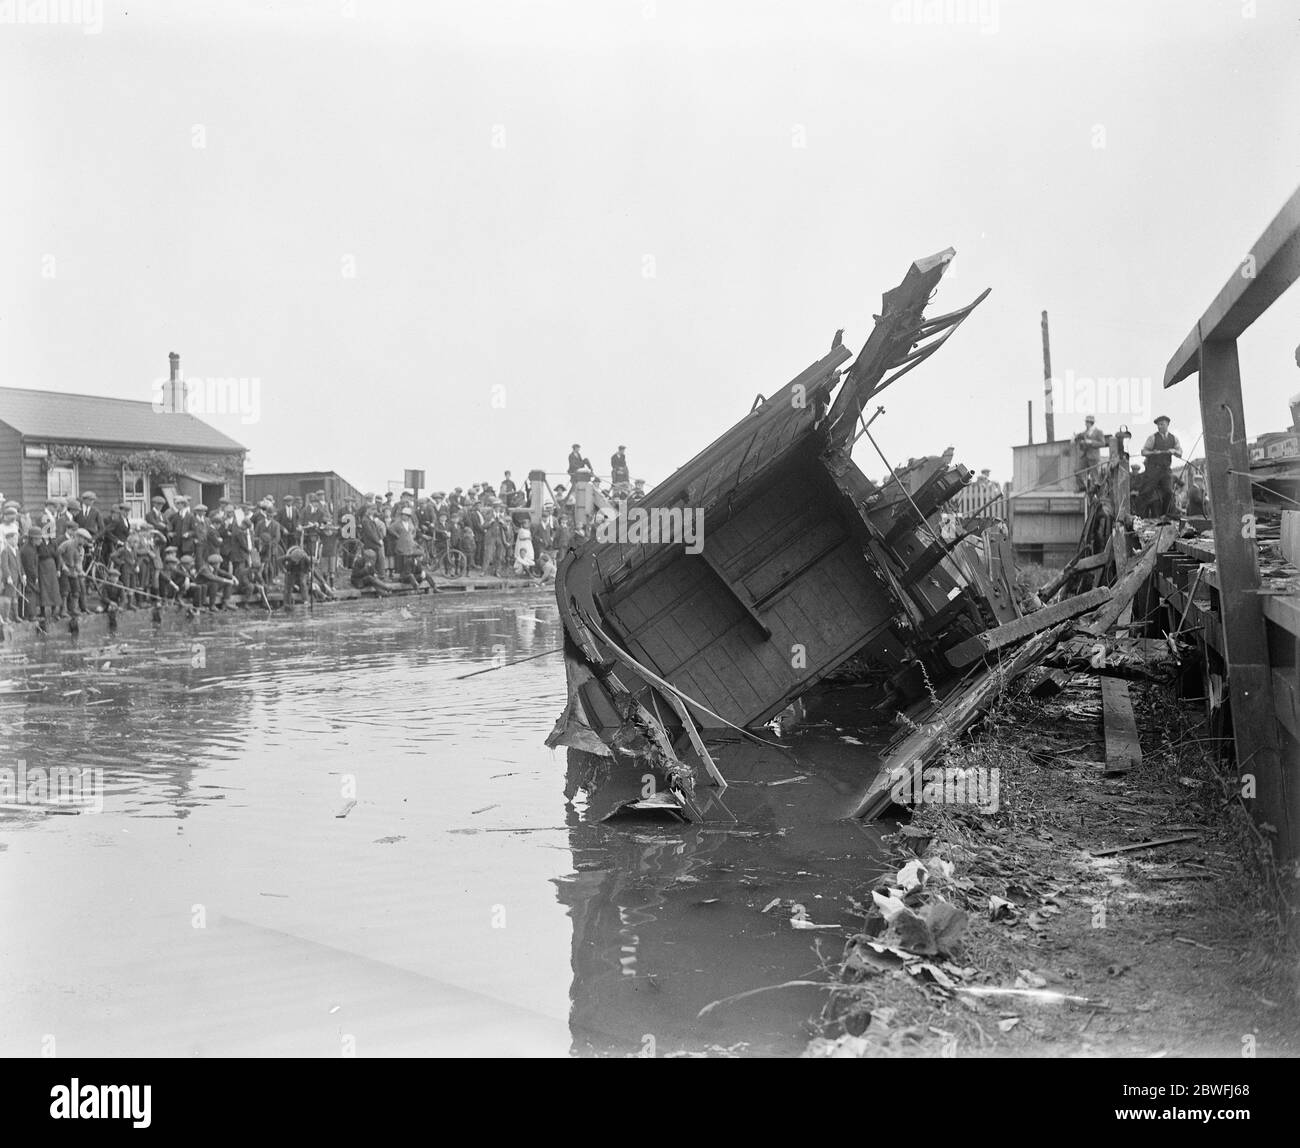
[547,250,1020,816]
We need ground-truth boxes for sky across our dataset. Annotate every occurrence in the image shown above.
[2,0,1298,494]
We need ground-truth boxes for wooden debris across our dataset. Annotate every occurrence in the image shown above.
[852,623,1070,819]
[945,586,1111,668]
[1080,523,1178,636]
[1100,677,1141,776]
[1091,834,1200,857]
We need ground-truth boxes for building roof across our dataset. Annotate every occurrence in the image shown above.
[246,470,345,479]
[0,387,245,452]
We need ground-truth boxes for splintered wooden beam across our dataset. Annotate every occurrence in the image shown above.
[1039,538,1113,602]
[1080,523,1178,637]
[851,623,1071,820]
[945,585,1111,668]
[1100,677,1141,776]
[1164,184,1300,387]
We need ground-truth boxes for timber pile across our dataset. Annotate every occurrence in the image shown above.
[854,522,1181,820]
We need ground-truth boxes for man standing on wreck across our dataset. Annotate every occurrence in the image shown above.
[610,445,630,495]
[1073,415,1107,490]
[567,444,592,481]
[1140,415,1182,518]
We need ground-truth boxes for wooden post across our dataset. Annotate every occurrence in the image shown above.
[1199,338,1291,855]
[1027,400,1034,445]
[1041,310,1055,443]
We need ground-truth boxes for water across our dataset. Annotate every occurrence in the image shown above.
[0,594,891,1057]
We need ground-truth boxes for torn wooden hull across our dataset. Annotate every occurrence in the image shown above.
[549,250,1012,803]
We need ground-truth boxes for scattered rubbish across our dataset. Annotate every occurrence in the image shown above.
[790,904,840,930]
[335,800,357,818]
[988,895,1016,920]
[955,986,1103,1008]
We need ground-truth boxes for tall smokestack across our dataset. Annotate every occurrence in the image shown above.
[167,352,186,413]
[1041,311,1054,443]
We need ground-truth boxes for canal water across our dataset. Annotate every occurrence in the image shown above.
[0,594,892,1057]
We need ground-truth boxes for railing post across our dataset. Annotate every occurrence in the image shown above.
[1198,337,1292,856]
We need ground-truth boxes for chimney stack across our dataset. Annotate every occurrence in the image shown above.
[167,351,187,413]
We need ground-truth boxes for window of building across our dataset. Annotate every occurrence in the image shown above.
[47,464,77,500]
[123,468,147,519]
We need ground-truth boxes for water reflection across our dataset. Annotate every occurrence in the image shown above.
[558,734,893,1057]
[0,595,889,1057]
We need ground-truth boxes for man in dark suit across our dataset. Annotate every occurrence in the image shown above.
[610,446,629,493]
[77,492,106,559]
[277,495,303,547]
[173,497,197,558]
[223,512,254,597]
[146,496,171,538]
[567,444,592,481]
[105,503,131,554]
[359,504,388,575]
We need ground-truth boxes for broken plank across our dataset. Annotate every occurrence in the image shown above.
[1091,834,1200,857]
[945,585,1111,668]
[1101,677,1141,776]
[1073,544,1114,573]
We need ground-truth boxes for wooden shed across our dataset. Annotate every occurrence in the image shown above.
[244,471,364,509]
[1007,440,1086,566]
[0,381,245,516]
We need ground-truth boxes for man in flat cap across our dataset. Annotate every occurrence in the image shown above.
[146,495,171,540]
[58,527,91,615]
[173,496,196,558]
[610,445,630,495]
[1074,415,1107,491]
[277,494,303,548]
[1140,415,1182,518]
[18,527,41,620]
[77,491,105,558]
[567,444,591,482]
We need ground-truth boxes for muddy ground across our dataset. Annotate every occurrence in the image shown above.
[805,677,1300,1058]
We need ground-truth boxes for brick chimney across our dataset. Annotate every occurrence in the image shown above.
[167,351,187,413]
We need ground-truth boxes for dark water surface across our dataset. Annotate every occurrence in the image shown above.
[0,594,891,1057]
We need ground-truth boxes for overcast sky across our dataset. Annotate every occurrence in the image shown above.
[2,0,1297,494]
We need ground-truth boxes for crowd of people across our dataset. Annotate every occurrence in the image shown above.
[0,444,648,624]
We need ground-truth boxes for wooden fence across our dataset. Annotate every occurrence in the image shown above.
[950,481,1008,523]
